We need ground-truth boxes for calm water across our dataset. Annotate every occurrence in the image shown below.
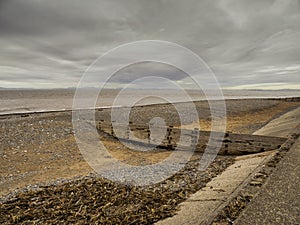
[0,89,299,115]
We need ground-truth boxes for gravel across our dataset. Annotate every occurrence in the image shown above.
[0,155,234,225]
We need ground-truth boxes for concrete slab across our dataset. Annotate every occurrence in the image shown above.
[156,152,275,225]
[235,137,300,224]
[156,200,221,225]
[254,106,300,137]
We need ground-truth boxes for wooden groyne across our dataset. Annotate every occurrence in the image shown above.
[96,121,287,155]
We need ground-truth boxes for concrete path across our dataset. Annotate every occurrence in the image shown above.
[235,136,300,224]
[156,152,275,225]
[235,106,300,224]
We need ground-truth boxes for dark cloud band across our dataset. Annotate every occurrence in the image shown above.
[0,0,299,89]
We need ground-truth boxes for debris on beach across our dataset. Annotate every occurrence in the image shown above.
[0,156,233,224]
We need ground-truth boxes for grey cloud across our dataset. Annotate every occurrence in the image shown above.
[107,62,189,84]
[0,0,299,89]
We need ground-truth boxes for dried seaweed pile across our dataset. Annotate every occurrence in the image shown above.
[0,156,233,224]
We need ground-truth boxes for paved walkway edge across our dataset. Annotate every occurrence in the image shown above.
[156,151,276,225]
[235,125,300,224]
[156,106,300,225]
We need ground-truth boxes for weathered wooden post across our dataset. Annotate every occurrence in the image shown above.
[97,119,105,131]
[167,126,174,149]
[125,124,130,139]
[147,128,151,144]
[191,128,199,150]
[110,121,115,137]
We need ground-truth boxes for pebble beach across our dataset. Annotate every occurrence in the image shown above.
[0,97,299,224]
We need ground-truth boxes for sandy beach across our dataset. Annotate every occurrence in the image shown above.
[0,97,299,224]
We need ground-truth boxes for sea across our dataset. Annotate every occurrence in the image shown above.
[0,89,299,115]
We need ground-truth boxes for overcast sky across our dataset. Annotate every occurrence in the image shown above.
[0,0,299,89]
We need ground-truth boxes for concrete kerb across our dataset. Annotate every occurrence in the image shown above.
[156,150,276,225]
[234,126,300,224]
[204,122,300,224]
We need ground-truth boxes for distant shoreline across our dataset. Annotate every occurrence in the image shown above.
[1,96,299,117]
